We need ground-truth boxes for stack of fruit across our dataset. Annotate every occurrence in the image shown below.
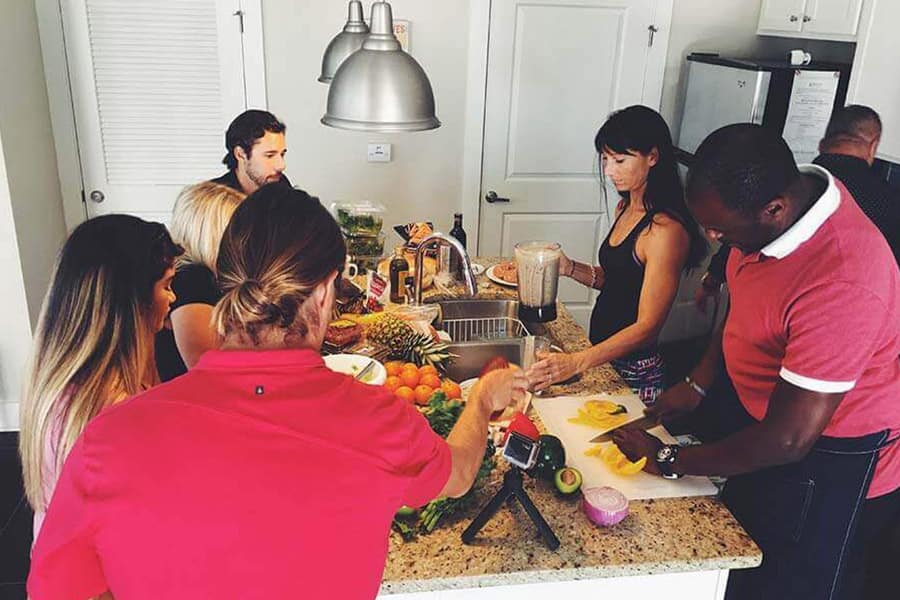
[384,361,462,405]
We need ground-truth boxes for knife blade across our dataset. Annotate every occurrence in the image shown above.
[589,415,659,444]
[354,359,376,381]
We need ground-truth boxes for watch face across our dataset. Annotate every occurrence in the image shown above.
[657,445,674,462]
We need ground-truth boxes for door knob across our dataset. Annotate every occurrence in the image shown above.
[485,191,510,203]
[802,15,811,23]
[89,190,105,203]
[789,14,798,22]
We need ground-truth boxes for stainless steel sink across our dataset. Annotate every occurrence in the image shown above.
[443,338,525,382]
[429,299,550,380]
[431,299,544,341]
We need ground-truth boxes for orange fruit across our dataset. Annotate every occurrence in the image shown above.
[385,361,404,377]
[420,373,442,389]
[441,380,462,400]
[414,385,435,405]
[395,386,415,404]
[418,364,439,377]
[385,375,402,392]
[403,362,419,372]
[400,369,420,388]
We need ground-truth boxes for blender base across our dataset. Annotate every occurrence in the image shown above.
[519,303,557,323]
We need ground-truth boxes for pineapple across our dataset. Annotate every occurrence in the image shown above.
[366,313,454,370]
[404,332,454,370]
[366,313,415,356]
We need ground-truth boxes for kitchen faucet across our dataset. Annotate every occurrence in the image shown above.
[413,232,477,305]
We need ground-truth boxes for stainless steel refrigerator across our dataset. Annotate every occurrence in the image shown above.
[677,54,850,164]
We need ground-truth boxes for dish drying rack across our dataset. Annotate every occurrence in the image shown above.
[441,316,531,343]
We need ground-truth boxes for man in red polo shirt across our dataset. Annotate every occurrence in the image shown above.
[614,124,900,599]
[27,186,528,599]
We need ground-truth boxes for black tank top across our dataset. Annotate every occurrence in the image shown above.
[589,211,654,346]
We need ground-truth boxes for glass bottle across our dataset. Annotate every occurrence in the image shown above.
[449,213,466,248]
[389,246,410,304]
[449,213,467,277]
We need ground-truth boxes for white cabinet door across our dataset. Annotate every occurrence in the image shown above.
[848,0,900,163]
[757,0,806,33]
[61,0,265,223]
[803,0,864,36]
[477,0,666,330]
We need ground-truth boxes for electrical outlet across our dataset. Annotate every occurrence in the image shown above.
[367,143,392,163]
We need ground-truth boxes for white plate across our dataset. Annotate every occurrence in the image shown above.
[323,354,387,386]
[486,264,517,288]
[459,378,532,426]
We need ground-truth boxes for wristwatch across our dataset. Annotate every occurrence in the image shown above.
[656,444,682,480]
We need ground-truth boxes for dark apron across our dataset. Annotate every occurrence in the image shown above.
[697,373,892,600]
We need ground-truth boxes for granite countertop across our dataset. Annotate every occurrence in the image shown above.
[379,258,761,595]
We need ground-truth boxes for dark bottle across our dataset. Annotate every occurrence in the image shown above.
[389,246,410,304]
[449,213,467,249]
[449,213,467,277]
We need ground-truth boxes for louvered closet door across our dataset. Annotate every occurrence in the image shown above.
[62,0,257,222]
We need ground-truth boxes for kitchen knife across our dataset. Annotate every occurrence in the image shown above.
[354,359,376,381]
[589,415,659,444]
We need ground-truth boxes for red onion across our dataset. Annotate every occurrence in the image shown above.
[582,486,629,527]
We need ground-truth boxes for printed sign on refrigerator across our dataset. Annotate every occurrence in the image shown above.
[783,70,841,163]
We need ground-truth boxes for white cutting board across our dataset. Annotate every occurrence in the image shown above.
[533,393,718,500]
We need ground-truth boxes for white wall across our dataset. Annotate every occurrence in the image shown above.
[0,128,35,431]
[0,0,67,327]
[262,0,471,246]
[261,0,854,251]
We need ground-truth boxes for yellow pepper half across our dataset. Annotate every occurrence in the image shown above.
[584,443,647,476]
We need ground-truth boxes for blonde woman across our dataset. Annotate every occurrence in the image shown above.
[20,214,182,540]
[155,181,245,380]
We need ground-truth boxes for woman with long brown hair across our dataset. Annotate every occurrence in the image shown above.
[20,214,182,537]
[528,106,707,404]
[28,185,525,600]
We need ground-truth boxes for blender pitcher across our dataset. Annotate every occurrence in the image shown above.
[514,241,561,322]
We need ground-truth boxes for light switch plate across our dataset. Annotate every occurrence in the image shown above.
[367,143,392,163]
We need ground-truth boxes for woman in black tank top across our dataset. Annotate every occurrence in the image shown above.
[528,106,707,404]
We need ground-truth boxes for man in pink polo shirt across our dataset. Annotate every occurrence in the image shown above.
[614,124,900,600]
[27,185,528,599]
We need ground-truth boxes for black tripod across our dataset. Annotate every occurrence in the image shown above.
[461,467,560,550]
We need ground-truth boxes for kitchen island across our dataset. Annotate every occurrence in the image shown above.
[378,259,761,599]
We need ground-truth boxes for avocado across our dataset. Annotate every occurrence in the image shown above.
[395,505,417,518]
[530,434,567,481]
[554,467,583,495]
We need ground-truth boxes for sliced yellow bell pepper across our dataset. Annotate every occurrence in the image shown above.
[584,443,647,476]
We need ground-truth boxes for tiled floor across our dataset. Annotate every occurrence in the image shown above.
[0,431,30,600]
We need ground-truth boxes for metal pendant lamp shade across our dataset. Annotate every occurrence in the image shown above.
[322,1,441,132]
[319,1,369,83]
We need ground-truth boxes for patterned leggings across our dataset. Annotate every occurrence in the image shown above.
[610,352,666,406]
